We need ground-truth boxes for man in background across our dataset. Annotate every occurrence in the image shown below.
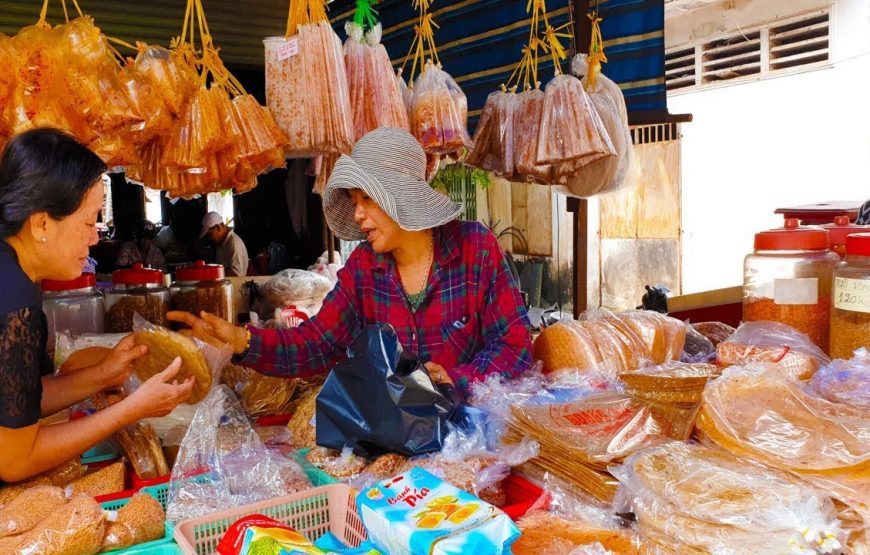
[201,212,249,276]
[115,219,167,272]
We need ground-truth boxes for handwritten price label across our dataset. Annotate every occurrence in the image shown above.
[834,277,870,313]
[276,38,299,61]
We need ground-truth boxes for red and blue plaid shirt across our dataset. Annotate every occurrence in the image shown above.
[237,220,532,395]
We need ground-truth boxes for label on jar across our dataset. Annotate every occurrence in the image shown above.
[773,278,818,305]
[276,38,299,61]
[834,277,870,313]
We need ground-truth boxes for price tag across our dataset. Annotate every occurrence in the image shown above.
[834,277,870,313]
[774,278,818,305]
[276,38,299,62]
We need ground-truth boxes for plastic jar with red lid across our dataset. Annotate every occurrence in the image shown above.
[42,273,104,353]
[744,218,839,352]
[105,263,169,332]
[171,260,234,324]
[830,233,870,358]
[821,215,868,258]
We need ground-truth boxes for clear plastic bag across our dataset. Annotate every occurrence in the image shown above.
[808,349,870,410]
[132,314,232,404]
[697,365,870,475]
[513,511,637,555]
[467,90,518,178]
[536,74,614,173]
[252,268,335,320]
[344,22,410,143]
[534,308,687,377]
[0,486,67,538]
[612,442,844,555]
[115,422,170,480]
[691,321,735,347]
[230,94,289,188]
[132,45,198,118]
[221,364,297,417]
[166,385,288,522]
[563,55,632,197]
[513,88,554,183]
[101,492,165,551]
[716,320,830,380]
[53,332,127,371]
[410,60,472,156]
[265,21,354,158]
[8,494,104,555]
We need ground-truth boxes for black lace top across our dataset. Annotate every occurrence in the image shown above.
[0,240,51,429]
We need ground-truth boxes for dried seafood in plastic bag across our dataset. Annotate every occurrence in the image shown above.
[467,90,518,178]
[513,88,554,183]
[410,60,472,156]
[265,21,353,158]
[563,55,632,197]
[536,74,614,173]
[716,320,829,380]
[115,422,170,480]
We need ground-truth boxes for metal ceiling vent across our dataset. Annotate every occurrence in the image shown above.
[666,9,831,93]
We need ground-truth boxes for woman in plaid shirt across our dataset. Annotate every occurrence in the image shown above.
[170,129,532,396]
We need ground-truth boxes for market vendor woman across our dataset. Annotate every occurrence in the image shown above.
[0,129,194,481]
[171,128,532,394]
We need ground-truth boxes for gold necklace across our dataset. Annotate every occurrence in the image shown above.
[415,232,434,295]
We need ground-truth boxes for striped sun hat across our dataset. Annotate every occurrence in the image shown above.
[323,128,463,241]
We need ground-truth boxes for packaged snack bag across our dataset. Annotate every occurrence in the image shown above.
[358,467,519,555]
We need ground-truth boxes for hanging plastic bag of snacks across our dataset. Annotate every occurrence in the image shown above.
[514,88,554,183]
[344,22,410,143]
[265,0,354,159]
[467,89,518,178]
[132,45,198,118]
[537,73,614,172]
[411,60,473,156]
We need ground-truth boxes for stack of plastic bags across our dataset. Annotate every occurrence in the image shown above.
[614,442,845,554]
[697,365,870,550]
[265,0,354,159]
[533,309,687,377]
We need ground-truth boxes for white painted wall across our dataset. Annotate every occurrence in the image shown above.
[669,0,870,294]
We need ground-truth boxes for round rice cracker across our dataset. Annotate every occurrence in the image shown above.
[133,327,212,403]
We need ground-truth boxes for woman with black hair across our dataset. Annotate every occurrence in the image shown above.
[0,128,194,482]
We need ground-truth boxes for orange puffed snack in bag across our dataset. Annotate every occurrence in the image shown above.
[132,45,198,118]
[411,60,472,156]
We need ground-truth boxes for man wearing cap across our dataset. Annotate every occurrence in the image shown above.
[171,128,532,396]
[200,212,249,277]
[115,219,167,272]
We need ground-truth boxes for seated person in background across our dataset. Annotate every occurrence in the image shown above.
[115,219,167,272]
[200,211,249,277]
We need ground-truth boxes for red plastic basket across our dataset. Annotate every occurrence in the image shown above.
[500,473,550,521]
[174,484,365,555]
[255,414,293,427]
[94,487,137,504]
[130,472,171,491]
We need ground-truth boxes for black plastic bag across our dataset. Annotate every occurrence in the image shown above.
[315,324,457,457]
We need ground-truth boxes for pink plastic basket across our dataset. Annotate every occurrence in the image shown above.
[173,484,366,555]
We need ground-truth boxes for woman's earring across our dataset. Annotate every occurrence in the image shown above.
[41,237,47,243]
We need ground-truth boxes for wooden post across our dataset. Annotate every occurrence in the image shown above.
[569,0,591,318]
[566,197,588,318]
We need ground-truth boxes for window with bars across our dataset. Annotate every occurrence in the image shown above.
[666,10,831,93]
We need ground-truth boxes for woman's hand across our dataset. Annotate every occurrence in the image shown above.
[167,311,248,354]
[93,335,147,390]
[127,357,195,419]
[424,362,455,386]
